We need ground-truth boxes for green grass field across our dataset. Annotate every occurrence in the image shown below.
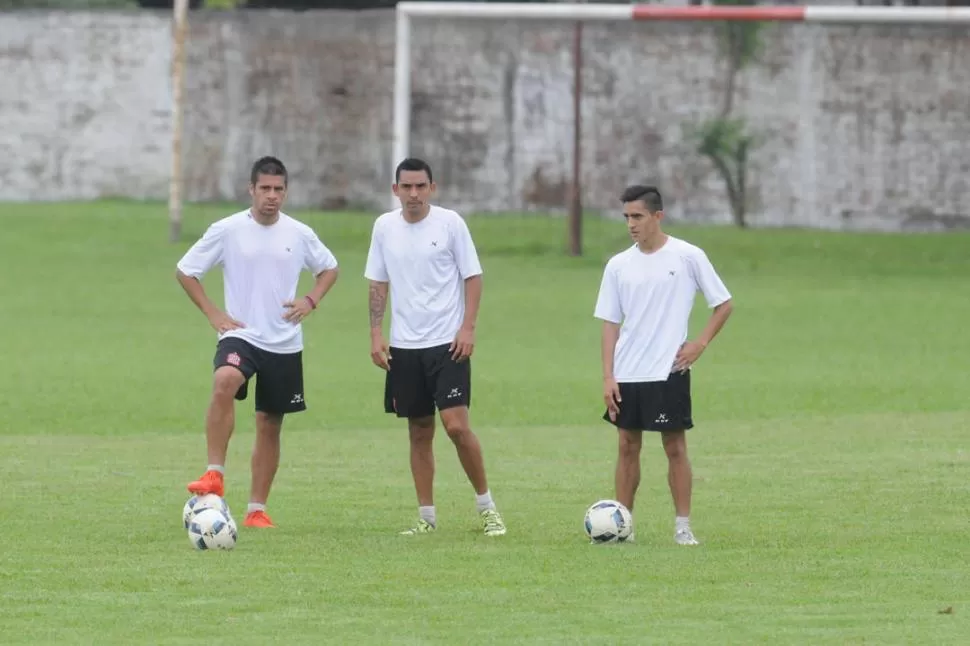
[1,201,968,645]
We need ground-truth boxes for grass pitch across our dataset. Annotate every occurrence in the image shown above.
[0,201,967,644]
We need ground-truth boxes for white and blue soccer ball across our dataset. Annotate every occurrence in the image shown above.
[584,499,634,544]
[187,507,238,551]
[182,493,232,529]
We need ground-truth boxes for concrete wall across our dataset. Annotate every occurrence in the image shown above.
[3,9,968,230]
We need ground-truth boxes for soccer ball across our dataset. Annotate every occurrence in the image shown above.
[584,499,633,544]
[187,507,238,551]
[182,493,233,529]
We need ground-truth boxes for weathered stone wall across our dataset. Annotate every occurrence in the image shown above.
[3,9,968,230]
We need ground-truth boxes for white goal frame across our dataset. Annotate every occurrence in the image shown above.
[389,2,970,211]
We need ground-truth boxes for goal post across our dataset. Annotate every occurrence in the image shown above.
[391,2,970,254]
[169,0,190,243]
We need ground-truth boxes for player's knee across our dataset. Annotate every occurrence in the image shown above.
[442,418,470,441]
[617,430,642,458]
[212,367,244,399]
[408,417,435,445]
[255,411,283,434]
[662,433,687,460]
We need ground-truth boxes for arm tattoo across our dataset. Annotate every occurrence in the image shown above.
[368,283,386,329]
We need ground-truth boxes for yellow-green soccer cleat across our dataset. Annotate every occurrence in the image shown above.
[400,518,436,536]
[481,509,507,537]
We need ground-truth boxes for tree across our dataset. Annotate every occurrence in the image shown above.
[689,0,764,228]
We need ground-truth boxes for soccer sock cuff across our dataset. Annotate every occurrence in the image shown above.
[419,505,436,527]
[207,464,225,475]
[675,516,690,531]
[247,503,267,514]
[475,490,495,513]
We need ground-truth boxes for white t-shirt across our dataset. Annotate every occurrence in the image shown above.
[594,236,731,383]
[364,205,483,349]
[176,210,338,354]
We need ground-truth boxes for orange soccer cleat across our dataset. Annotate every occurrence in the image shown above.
[244,510,275,528]
[187,470,225,497]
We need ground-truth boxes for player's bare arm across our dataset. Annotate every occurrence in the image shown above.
[451,275,482,362]
[176,269,245,334]
[601,321,622,421]
[283,266,340,323]
[674,299,734,372]
[368,280,391,370]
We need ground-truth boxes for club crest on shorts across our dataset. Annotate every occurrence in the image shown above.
[226,352,241,367]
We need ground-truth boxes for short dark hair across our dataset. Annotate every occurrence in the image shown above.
[395,157,433,183]
[250,156,288,186]
[621,185,663,212]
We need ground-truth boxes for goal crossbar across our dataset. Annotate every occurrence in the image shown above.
[397,2,970,23]
[391,3,970,210]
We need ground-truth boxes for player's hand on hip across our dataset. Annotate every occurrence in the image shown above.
[674,341,705,373]
[450,326,475,362]
[370,335,391,370]
[208,311,245,335]
[604,377,622,422]
[282,298,313,324]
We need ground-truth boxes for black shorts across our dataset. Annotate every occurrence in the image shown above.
[213,337,306,415]
[383,344,471,419]
[603,370,693,432]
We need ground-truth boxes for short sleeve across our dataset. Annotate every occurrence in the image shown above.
[593,262,623,324]
[176,220,226,279]
[363,219,389,282]
[302,228,338,275]
[450,215,483,279]
[687,249,732,308]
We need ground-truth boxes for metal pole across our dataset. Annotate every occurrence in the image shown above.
[169,0,189,242]
[569,19,583,256]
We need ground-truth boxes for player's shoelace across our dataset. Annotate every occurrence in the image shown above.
[481,509,506,535]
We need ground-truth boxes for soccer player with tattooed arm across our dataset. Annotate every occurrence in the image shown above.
[365,157,507,537]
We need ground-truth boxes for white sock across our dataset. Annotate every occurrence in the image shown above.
[207,464,225,474]
[247,503,266,514]
[475,490,495,513]
[675,516,690,532]
[419,505,436,527]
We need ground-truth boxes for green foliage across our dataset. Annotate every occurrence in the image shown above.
[714,0,766,70]
[691,117,759,228]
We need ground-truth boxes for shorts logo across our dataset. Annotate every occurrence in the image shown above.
[655,413,668,424]
[226,352,241,367]
[291,393,304,404]
[447,387,462,399]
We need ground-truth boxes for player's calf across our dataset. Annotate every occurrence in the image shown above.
[615,428,642,511]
